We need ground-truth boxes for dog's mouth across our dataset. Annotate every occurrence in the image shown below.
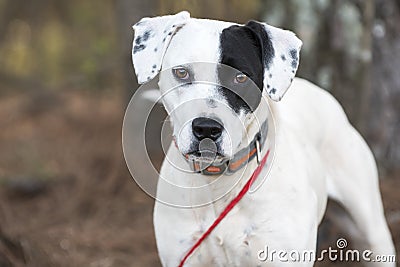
[185,137,229,164]
[186,150,228,164]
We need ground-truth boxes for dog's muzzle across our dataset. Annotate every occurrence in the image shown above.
[175,120,268,175]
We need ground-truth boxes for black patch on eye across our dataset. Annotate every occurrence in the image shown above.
[219,21,272,113]
[246,21,275,70]
[133,44,146,53]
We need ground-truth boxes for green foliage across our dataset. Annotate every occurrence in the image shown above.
[0,0,118,91]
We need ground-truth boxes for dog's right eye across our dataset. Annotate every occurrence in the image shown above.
[234,73,248,84]
[172,67,189,80]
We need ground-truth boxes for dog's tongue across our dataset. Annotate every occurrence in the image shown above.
[198,138,217,162]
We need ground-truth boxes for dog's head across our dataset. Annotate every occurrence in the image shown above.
[132,11,301,163]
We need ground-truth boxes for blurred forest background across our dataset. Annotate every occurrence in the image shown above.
[0,0,399,266]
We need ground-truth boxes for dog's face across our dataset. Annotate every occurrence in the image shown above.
[132,11,301,162]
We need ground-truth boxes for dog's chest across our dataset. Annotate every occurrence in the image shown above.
[155,202,268,267]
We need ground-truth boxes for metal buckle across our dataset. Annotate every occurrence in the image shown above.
[192,160,200,173]
[255,138,261,165]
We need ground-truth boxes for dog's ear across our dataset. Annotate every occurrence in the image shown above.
[132,11,190,84]
[245,21,302,101]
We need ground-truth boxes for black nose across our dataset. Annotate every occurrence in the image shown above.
[192,117,223,141]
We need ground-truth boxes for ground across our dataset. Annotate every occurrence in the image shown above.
[0,90,398,266]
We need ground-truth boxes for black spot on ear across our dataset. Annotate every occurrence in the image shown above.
[133,44,146,53]
[281,54,286,61]
[289,49,298,69]
[143,31,151,42]
[289,49,297,59]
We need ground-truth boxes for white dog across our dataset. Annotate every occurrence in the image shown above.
[131,11,395,266]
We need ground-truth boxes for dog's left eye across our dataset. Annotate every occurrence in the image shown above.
[234,73,248,84]
[173,67,189,80]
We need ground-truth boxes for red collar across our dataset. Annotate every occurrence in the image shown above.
[178,149,270,267]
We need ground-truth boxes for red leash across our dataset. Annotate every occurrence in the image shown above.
[178,149,270,267]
